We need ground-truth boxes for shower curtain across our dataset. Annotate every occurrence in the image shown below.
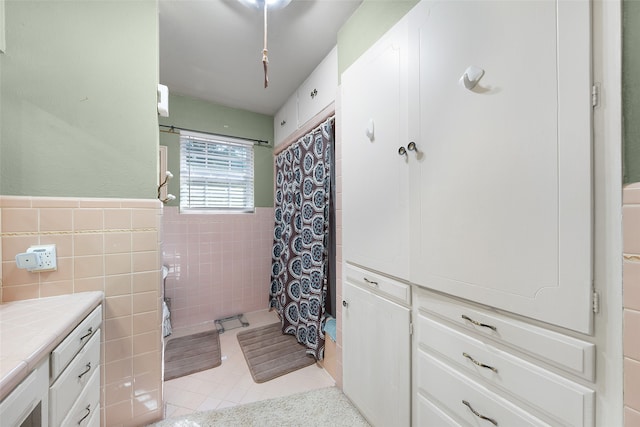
[269,117,334,360]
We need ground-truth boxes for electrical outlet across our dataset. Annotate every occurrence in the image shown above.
[26,244,57,272]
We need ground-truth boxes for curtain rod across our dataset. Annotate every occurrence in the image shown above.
[159,124,271,146]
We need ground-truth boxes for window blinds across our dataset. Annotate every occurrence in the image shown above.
[180,130,254,212]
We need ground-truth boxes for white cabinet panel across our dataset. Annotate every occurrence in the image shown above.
[274,92,298,147]
[298,47,337,127]
[416,289,595,381]
[342,18,411,280]
[50,305,102,380]
[416,350,551,427]
[417,314,594,426]
[415,393,462,427]
[59,369,100,427]
[49,331,101,427]
[343,276,411,427]
[408,0,593,333]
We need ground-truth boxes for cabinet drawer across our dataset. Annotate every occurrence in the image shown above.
[51,305,102,381]
[415,290,595,380]
[59,368,100,427]
[346,263,410,306]
[50,330,101,427]
[417,313,594,426]
[416,350,551,427]
[86,402,101,427]
[415,393,462,427]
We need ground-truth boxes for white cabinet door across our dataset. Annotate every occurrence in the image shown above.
[298,47,337,127]
[274,92,298,147]
[342,280,411,427]
[342,18,411,280]
[408,0,593,333]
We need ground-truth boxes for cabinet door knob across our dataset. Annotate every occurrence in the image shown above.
[310,88,318,98]
[280,120,286,126]
[398,146,407,156]
[407,141,417,152]
[342,300,348,308]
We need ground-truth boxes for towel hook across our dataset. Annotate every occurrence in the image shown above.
[459,66,485,90]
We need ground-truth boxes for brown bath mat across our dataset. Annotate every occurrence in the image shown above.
[237,323,316,383]
[164,329,221,381]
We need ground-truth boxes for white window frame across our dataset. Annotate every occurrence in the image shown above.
[180,130,255,213]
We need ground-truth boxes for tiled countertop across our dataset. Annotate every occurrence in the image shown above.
[0,291,103,401]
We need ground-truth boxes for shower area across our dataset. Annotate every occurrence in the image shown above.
[160,117,336,345]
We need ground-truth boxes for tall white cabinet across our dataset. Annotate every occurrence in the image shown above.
[342,265,411,427]
[341,0,595,425]
[407,0,593,335]
[342,17,411,281]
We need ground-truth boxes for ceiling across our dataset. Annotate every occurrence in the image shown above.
[159,0,363,116]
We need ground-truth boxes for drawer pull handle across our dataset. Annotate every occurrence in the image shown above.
[461,315,497,331]
[78,362,92,379]
[462,400,498,426]
[79,326,93,342]
[463,352,498,373]
[364,277,379,287]
[78,404,91,425]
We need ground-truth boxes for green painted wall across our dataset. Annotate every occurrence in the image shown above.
[624,0,640,184]
[159,94,274,208]
[0,0,158,198]
[337,0,418,77]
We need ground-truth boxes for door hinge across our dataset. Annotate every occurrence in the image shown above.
[592,84,599,108]
[592,290,600,314]
[409,322,414,335]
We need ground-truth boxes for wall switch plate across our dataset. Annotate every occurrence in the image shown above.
[25,244,57,272]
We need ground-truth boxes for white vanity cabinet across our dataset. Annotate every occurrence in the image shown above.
[413,288,595,427]
[342,264,411,427]
[49,305,102,427]
[341,16,411,281]
[0,359,49,427]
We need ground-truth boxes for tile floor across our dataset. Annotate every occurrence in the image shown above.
[162,309,336,419]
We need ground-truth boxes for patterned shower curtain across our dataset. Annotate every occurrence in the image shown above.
[269,117,334,360]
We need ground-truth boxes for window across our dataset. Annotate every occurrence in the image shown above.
[180,130,254,213]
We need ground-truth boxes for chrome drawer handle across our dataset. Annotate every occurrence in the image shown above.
[462,400,498,426]
[463,352,498,373]
[79,326,93,342]
[363,277,379,287]
[461,315,497,331]
[78,404,91,425]
[78,362,92,379]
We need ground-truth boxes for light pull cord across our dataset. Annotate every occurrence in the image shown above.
[262,2,269,88]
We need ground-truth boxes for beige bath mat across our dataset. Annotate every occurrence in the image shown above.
[164,329,221,381]
[237,323,316,383]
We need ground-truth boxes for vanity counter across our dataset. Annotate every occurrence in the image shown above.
[0,291,103,401]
